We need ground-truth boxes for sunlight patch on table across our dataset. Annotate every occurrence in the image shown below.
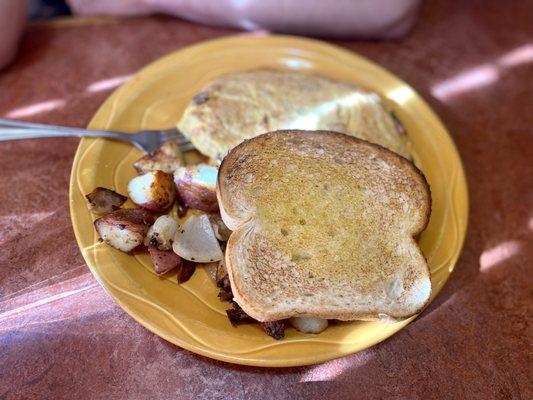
[432,64,498,100]
[86,74,133,93]
[499,44,533,67]
[432,42,532,100]
[479,240,521,272]
[300,353,371,382]
[5,99,66,118]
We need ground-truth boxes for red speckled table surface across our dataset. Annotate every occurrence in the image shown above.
[0,1,531,399]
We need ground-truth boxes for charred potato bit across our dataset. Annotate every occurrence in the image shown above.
[217,275,233,301]
[225,298,287,340]
[133,141,183,174]
[176,259,196,283]
[174,164,218,213]
[215,258,232,301]
[260,320,286,340]
[218,284,233,302]
[215,258,229,285]
[85,187,127,215]
[128,170,175,212]
[226,302,254,326]
[94,208,154,253]
[148,245,182,275]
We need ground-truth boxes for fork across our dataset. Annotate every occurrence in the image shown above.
[0,118,195,153]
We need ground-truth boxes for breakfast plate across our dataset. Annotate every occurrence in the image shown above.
[69,34,468,367]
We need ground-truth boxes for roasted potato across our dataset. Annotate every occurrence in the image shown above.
[226,302,254,326]
[148,245,196,282]
[289,317,328,334]
[215,257,228,285]
[172,213,223,263]
[94,208,154,253]
[174,164,218,213]
[260,321,286,340]
[128,170,175,212]
[215,258,232,301]
[133,141,183,174]
[85,187,127,215]
[209,214,231,242]
[148,245,182,274]
[144,215,180,251]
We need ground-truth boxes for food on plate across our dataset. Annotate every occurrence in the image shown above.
[226,301,255,326]
[88,65,432,340]
[89,184,200,283]
[209,214,231,242]
[289,317,328,334]
[148,245,183,275]
[178,70,410,161]
[133,141,183,174]
[172,213,223,263]
[94,208,154,252]
[127,170,175,212]
[217,130,431,322]
[174,164,218,212]
[175,258,197,283]
[202,261,220,282]
[85,187,127,215]
[144,214,180,251]
[260,321,287,340]
[214,258,233,301]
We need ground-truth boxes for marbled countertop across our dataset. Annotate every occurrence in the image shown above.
[0,1,531,399]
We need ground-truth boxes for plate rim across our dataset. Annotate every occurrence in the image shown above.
[69,33,469,367]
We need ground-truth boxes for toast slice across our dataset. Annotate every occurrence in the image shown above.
[217,130,431,322]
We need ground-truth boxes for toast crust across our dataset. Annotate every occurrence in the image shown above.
[217,130,431,322]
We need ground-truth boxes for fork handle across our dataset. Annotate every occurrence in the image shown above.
[0,119,130,141]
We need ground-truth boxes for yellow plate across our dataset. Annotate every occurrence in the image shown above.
[69,34,468,367]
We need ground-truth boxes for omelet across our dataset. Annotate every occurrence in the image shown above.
[178,70,410,161]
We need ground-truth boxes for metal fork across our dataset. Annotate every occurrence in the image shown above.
[0,118,195,153]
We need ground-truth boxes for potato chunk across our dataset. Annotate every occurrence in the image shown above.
[133,141,183,174]
[174,164,218,213]
[94,208,154,252]
[144,215,180,251]
[85,187,127,215]
[128,170,175,212]
[172,214,223,263]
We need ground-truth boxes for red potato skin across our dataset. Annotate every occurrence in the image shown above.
[148,245,182,274]
[174,171,218,213]
[148,245,196,282]
[143,171,176,212]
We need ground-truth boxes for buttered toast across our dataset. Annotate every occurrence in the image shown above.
[217,130,431,322]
